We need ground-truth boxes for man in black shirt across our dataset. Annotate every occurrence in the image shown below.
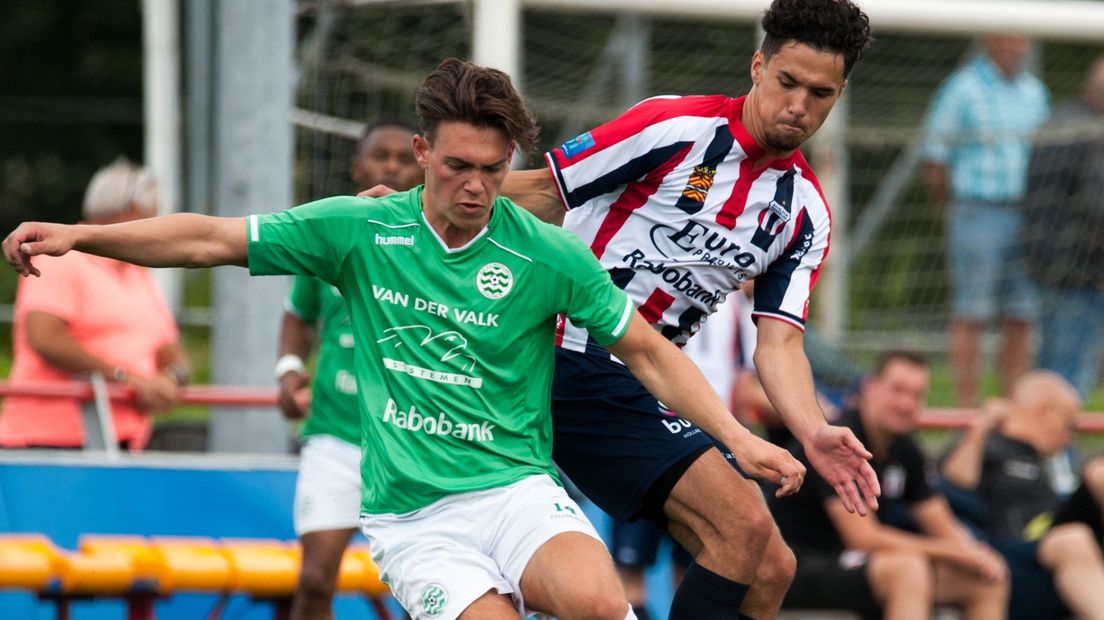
[941,371,1104,619]
[768,351,1009,618]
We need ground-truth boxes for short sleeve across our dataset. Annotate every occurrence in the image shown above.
[921,77,965,163]
[286,275,323,323]
[545,96,727,211]
[550,230,634,346]
[752,185,831,330]
[247,196,368,285]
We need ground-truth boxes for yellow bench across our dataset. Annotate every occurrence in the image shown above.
[0,534,394,620]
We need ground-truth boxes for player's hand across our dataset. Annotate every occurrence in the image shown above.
[277,371,312,420]
[951,542,1008,583]
[126,373,180,414]
[804,425,880,516]
[976,398,1012,433]
[3,222,77,277]
[357,184,398,199]
[730,432,807,496]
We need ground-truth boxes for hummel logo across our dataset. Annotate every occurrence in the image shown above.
[375,233,415,246]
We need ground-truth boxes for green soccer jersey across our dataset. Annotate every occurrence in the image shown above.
[248,188,633,515]
[286,276,360,446]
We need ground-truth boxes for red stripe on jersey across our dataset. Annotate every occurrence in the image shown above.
[715,158,768,229]
[590,143,693,259]
[554,96,733,168]
[638,288,676,324]
[554,313,566,347]
[716,98,807,230]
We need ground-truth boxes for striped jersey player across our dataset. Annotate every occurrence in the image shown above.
[547,94,829,357]
[496,28,879,613]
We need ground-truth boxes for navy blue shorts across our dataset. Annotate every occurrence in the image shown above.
[610,518,693,569]
[551,348,743,524]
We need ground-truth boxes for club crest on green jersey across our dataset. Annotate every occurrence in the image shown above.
[421,582,448,617]
[477,262,513,299]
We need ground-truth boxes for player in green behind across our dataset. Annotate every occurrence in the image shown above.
[4,59,810,620]
[275,120,423,619]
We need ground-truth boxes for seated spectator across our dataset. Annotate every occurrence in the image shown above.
[940,371,1104,619]
[767,350,1009,619]
[0,158,190,451]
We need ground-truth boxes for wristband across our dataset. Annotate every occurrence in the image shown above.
[275,354,305,380]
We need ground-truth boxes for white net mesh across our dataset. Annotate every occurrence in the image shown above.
[293,1,1104,370]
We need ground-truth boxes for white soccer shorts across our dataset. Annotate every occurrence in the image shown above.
[359,474,603,620]
[293,434,362,536]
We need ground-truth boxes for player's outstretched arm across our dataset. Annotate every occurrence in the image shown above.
[754,318,880,515]
[4,213,248,277]
[607,312,806,495]
[500,168,566,226]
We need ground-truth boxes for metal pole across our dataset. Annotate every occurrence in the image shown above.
[142,0,183,311]
[473,0,522,82]
[208,0,295,453]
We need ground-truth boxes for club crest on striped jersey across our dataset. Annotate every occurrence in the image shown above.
[476,262,513,299]
[681,164,717,204]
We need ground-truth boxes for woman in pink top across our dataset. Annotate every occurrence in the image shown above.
[0,159,190,450]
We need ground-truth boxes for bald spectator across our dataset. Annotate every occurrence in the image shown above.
[922,34,1050,407]
[0,158,189,450]
[941,372,1104,620]
[1023,56,1104,399]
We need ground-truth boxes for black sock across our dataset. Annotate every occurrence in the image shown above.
[668,562,750,620]
[631,604,654,620]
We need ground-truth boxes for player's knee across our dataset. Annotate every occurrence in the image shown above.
[297,562,339,601]
[1040,522,1101,568]
[756,540,796,590]
[712,501,773,549]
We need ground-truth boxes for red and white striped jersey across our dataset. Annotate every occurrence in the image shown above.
[546,95,831,356]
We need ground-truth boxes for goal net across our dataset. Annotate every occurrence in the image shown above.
[292,0,1104,359]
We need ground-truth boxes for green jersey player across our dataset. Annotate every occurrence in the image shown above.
[3,59,806,620]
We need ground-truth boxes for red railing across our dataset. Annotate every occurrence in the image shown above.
[0,380,277,407]
[3,379,1104,432]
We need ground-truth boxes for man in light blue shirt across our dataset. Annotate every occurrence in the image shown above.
[922,34,1050,407]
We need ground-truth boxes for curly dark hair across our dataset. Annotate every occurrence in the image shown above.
[760,0,873,78]
[415,58,539,155]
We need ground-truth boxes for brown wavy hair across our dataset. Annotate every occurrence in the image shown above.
[415,58,539,155]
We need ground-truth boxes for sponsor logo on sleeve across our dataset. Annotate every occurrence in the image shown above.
[560,131,596,158]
